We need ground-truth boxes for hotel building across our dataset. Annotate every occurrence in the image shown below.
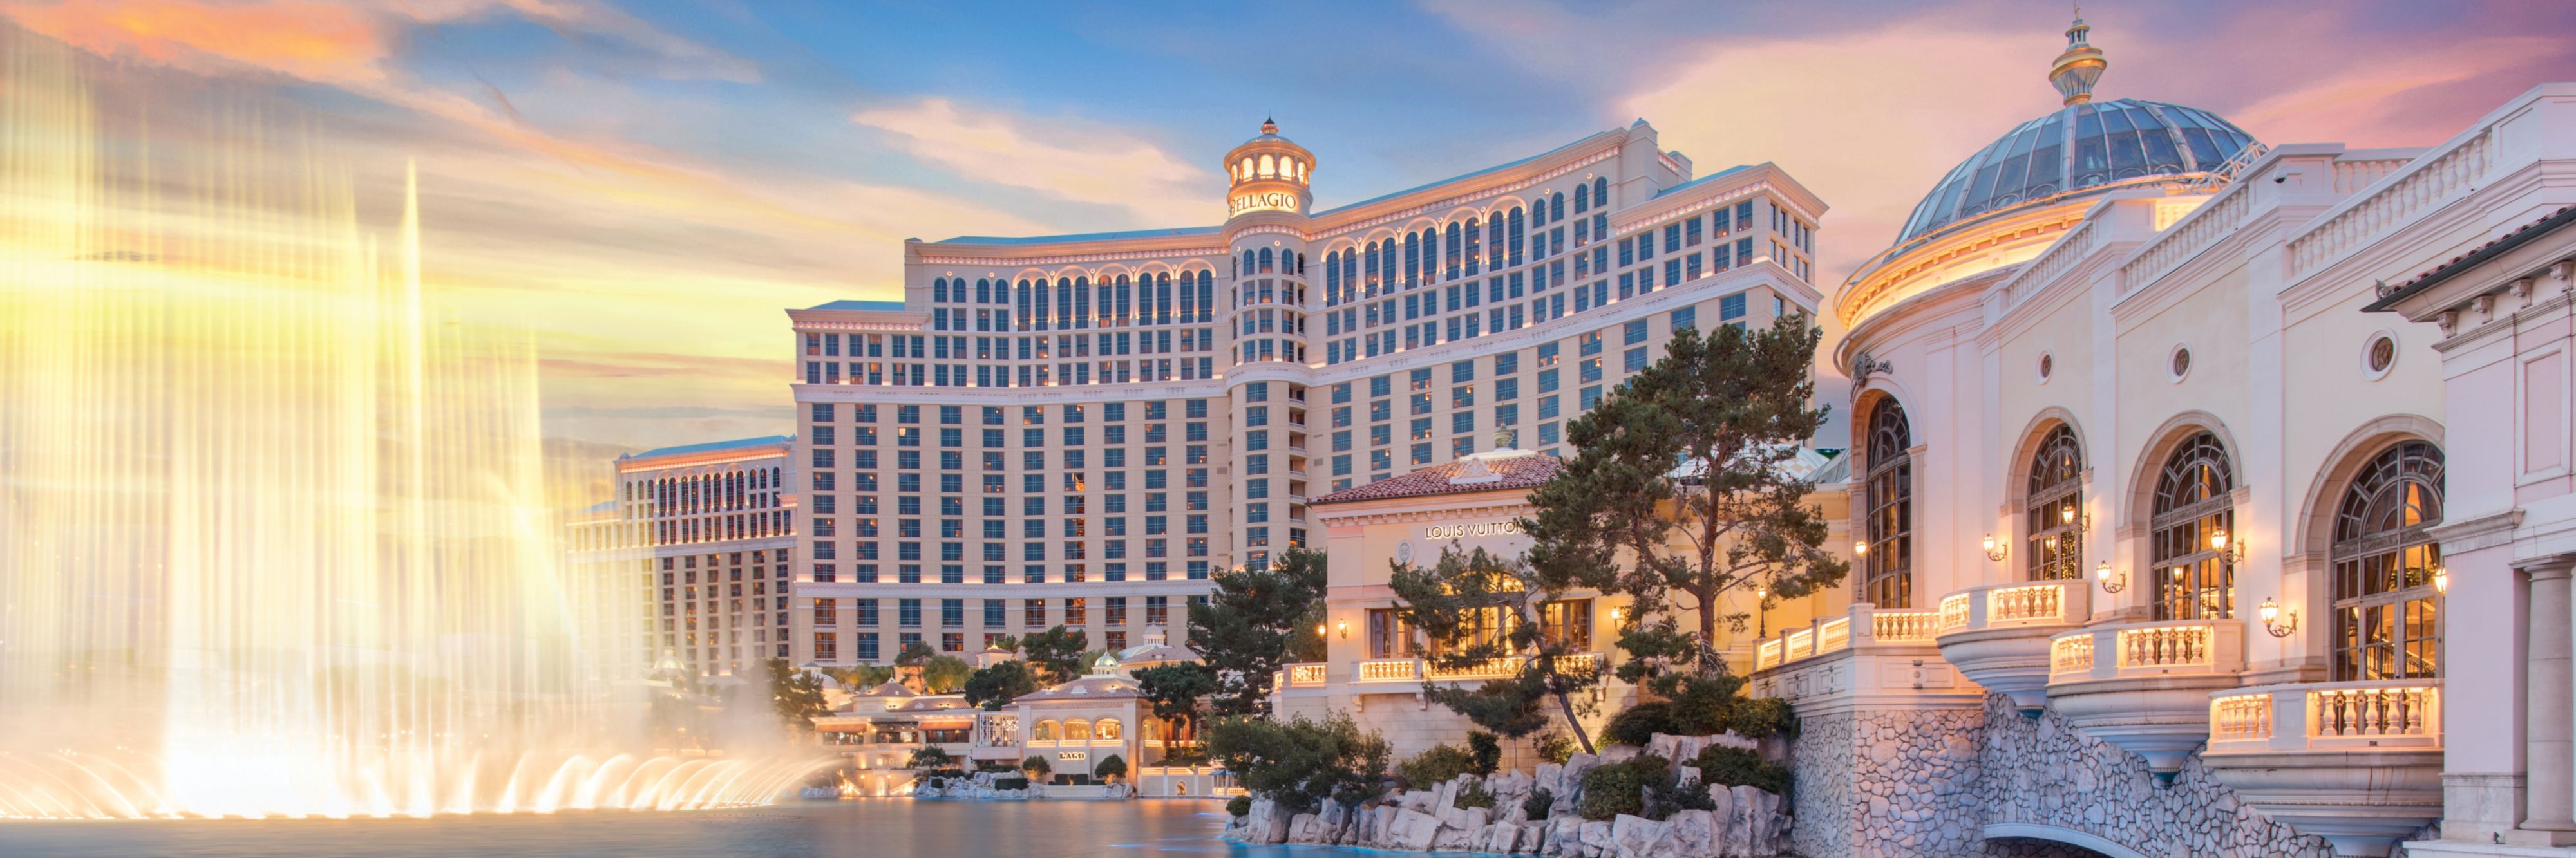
[785,118,1830,667]
[564,436,799,685]
[1732,18,2576,858]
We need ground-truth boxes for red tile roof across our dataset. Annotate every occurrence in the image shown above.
[1311,451,1564,505]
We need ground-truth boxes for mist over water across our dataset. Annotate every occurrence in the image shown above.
[0,32,826,819]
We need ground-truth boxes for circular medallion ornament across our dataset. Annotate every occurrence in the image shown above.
[1395,541,1415,564]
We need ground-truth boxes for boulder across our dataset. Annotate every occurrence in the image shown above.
[1718,785,1789,857]
[1390,807,1444,852]
[1239,798,1292,844]
[1609,814,1665,858]
[1662,808,1716,857]
[1400,788,1435,813]
[1534,761,1564,797]
[1597,745,1640,763]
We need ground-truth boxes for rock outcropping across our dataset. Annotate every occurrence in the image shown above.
[1224,733,1792,857]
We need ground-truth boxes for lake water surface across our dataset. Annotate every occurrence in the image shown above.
[0,798,1381,858]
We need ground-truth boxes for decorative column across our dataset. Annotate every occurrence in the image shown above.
[2518,555,2576,843]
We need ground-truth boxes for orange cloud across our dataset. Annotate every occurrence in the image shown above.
[853,97,1213,227]
[6,0,388,83]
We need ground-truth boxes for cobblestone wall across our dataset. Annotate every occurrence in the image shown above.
[1784,694,2341,858]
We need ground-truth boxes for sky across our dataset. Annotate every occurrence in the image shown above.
[6,0,2574,498]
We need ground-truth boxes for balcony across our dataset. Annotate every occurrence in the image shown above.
[2201,680,2443,857]
[2043,620,2245,777]
[1933,579,2092,713]
[1280,662,1328,687]
[1748,603,1979,717]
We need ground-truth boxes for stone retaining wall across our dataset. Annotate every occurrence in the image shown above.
[1782,693,2340,857]
[1223,735,1791,858]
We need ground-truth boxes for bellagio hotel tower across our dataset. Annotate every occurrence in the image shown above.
[787,119,1827,667]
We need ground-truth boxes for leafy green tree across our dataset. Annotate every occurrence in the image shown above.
[1523,316,1847,670]
[826,664,896,689]
[1390,545,1607,755]
[1206,711,1392,814]
[1094,753,1128,781]
[1135,662,1219,748]
[963,660,1040,710]
[1019,626,1090,684]
[919,655,974,694]
[758,658,830,735]
[1188,545,1328,715]
[1021,754,1053,780]
[895,642,938,667]
[907,745,954,770]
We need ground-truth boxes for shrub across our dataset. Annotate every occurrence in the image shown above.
[1206,712,1394,815]
[1725,696,1797,740]
[1095,754,1128,781]
[1642,774,1716,821]
[1599,701,1677,747]
[1533,732,1577,765]
[977,761,1019,774]
[1395,743,1479,789]
[1577,755,1669,821]
[1522,787,1555,821]
[1021,755,1053,778]
[1227,795,1252,817]
[1693,745,1792,796]
[906,745,954,770]
[1466,731,1501,776]
[1454,779,1496,810]
[996,776,1030,791]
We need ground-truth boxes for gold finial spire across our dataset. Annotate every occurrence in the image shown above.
[2049,14,2107,106]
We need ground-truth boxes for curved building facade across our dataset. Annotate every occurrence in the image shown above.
[786,118,1830,667]
[1747,16,2576,857]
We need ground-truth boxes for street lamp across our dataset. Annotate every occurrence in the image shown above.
[1853,540,1868,557]
[2208,528,2247,570]
[1982,534,2009,563]
[2096,561,2125,593]
[2432,564,2450,595]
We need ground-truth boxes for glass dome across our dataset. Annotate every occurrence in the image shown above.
[1893,98,2260,246]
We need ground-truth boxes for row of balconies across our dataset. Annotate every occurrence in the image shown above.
[1275,653,1604,690]
[1750,578,2441,857]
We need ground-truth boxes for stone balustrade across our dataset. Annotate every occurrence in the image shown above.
[1282,662,1328,687]
[2043,619,2247,776]
[1932,579,2092,711]
[2206,680,2443,754]
[2202,679,2445,856]
[2048,619,2242,682]
[1353,657,1421,683]
[1754,602,1944,671]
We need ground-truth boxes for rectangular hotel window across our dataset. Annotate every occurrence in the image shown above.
[1367,608,1414,658]
[1541,599,1593,651]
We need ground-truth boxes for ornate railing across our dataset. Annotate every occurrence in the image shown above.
[2287,130,2495,277]
[1871,610,1941,642]
[2049,620,2242,682]
[1353,658,1419,683]
[1754,603,1946,673]
[1989,583,2067,622]
[1284,663,1329,686]
[2210,691,2274,741]
[2208,680,2443,753]
[1817,617,1852,654]
[1935,579,2088,640]
[1426,656,1524,680]
[2051,635,2095,674]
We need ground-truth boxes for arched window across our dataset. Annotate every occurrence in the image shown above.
[1864,399,1915,608]
[2025,425,2085,581]
[1258,247,1274,273]
[1551,192,1566,223]
[1593,177,1609,207]
[1034,720,1059,741]
[2151,431,2236,620]
[1095,718,1122,740]
[2331,441,2445,680]
[1063,719,1092,741]
[1573,183,1589,213]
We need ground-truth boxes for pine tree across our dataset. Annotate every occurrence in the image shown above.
[1390,545,1605,754]
[1186,545,1327,715]
[1523,315,1848,671]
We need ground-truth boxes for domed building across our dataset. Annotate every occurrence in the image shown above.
[1839,17,2263,328]
[1749,14,2576,858]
